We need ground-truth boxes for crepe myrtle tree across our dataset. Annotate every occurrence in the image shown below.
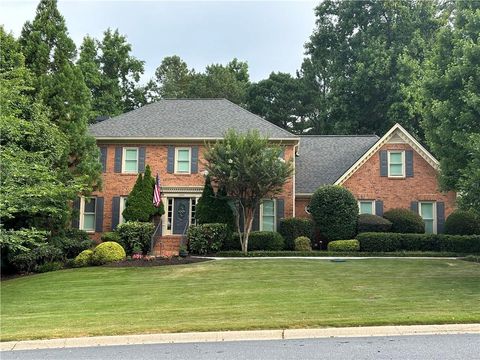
[204,129,293,254]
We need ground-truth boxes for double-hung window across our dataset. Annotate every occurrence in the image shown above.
[419,202,436,234]
[175,148,191,174]
[123,147,139,173]
[388,151,405,177]
[358,200,375,215]
[260,199,276,231]
[81,197,96,232]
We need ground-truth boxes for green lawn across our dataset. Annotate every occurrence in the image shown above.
[1,259,479,341]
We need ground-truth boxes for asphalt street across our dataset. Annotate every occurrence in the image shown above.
[2,334,480,360]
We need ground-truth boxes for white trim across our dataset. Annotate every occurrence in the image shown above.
[259,199,276,232]
[95,136,300,142]
[334,123,440,185]
[122,147,139,174]
[163,195,200,235]
[419,201,437,234]
[79,196,96,233]
[174,147,191,174]
[387,150,406,178]
[358,200,375,215]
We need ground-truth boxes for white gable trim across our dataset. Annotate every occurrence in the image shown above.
[334,123,440,185]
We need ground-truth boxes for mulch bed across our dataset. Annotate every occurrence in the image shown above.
[104,256,212,267]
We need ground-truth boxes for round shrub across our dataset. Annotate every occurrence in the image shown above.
[116,221,155,255]
[383,208,424,233]
[358,214,392,233]
[294,236,312,251]
[187,223,230,255]
[91,242,126,265]
[444,210,480,235]
[279,218,314,250]
[327,239,360,252]
[247,231,285,251]
[74,249,94,267]
[309,185,358,241]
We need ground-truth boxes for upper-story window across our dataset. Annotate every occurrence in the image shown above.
[260,199,276,231]
[358,200,375,215]
[175,147,191,174]
[388,151,405,178]
[80,197,96,232]
[123,147,139,173]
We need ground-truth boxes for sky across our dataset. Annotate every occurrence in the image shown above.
[1,0,318,83]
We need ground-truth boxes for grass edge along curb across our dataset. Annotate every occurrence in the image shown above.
[214,250,464,257]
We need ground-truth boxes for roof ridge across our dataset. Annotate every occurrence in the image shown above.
[221,98,298,138]
[300,134,379,138]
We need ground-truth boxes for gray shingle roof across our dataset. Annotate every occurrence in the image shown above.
[89,99,297,139]
[296,135,379,194]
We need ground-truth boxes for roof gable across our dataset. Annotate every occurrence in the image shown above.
[334,123,440,185]
[88,99,298,140]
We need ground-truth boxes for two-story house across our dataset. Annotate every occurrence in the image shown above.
[77,99,456,255]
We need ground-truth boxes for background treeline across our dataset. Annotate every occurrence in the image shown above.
[1,0,479,271]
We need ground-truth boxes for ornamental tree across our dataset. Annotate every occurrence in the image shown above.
[196,176,235,229]
[204,130,293,254]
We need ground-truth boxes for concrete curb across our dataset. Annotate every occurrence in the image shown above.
[1,324,479,351]
[203,257,460,260]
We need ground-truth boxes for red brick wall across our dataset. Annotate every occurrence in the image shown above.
[91,142,296,237]
[294,143,456,220]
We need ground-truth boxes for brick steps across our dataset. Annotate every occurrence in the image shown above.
[153,235,183,257]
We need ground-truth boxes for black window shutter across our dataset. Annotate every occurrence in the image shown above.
[375,200,384,216]
[436,202,445,234]
[252,204,260,231]
[380,150,388,177]
[100,147,107,173]
[167,146,175,174]
[276,198,285,231]
[111,196,120,230]
[406,150,414,177]
[191,146,199,173]
[410,201,419,214]
[95,197,104,232]
[71,197,81,229]
[114,147,122,173]
[138,147,146,173]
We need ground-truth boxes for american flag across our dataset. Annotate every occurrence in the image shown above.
[153,173,162,207]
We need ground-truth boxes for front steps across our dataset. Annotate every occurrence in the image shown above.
[153,235,183,257]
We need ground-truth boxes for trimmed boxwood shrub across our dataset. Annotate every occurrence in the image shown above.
[187,223,230,255]
[444,210,480,235]
[383,208,424,233]
[279,218,314,250]
[91,242,126,265]
[357,232,480,253]
[74,249,94,267]
[357,214,392,233]
[327,240,360,252]
[309,185,358,241]
[294,236,312,251]
[116,221,155,255]
[229,231,285,251]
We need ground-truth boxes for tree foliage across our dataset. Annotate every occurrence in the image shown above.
[195,176,235,229]
[204,130,293,253]
[418,1,480,210]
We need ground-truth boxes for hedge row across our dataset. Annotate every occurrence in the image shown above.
[215,250,462,257]
[356,232,480,253]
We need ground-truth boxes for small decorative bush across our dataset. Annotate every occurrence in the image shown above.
[36,261,63,273]
[187,223,229,255]
[383,208,425,233]
[294,236,312,251]
[101,231,121,242]
[309,185,358,241]
[91,242,126,265]
[357,214,392,233]
[279,218,314,250]
[444,210,480,235]
[116,221,155,255]
[247,231,285,251]
[74,249,94,267]
[327,240,360,252]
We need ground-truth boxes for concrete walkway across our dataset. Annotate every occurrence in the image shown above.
[199,256,460,260]
[2,324,479,352]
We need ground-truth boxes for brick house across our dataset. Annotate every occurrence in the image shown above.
[77,100,455,255]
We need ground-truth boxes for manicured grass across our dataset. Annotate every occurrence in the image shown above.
[2,259,480,341]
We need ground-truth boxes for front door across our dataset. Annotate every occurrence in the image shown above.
[172,198,190,235]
